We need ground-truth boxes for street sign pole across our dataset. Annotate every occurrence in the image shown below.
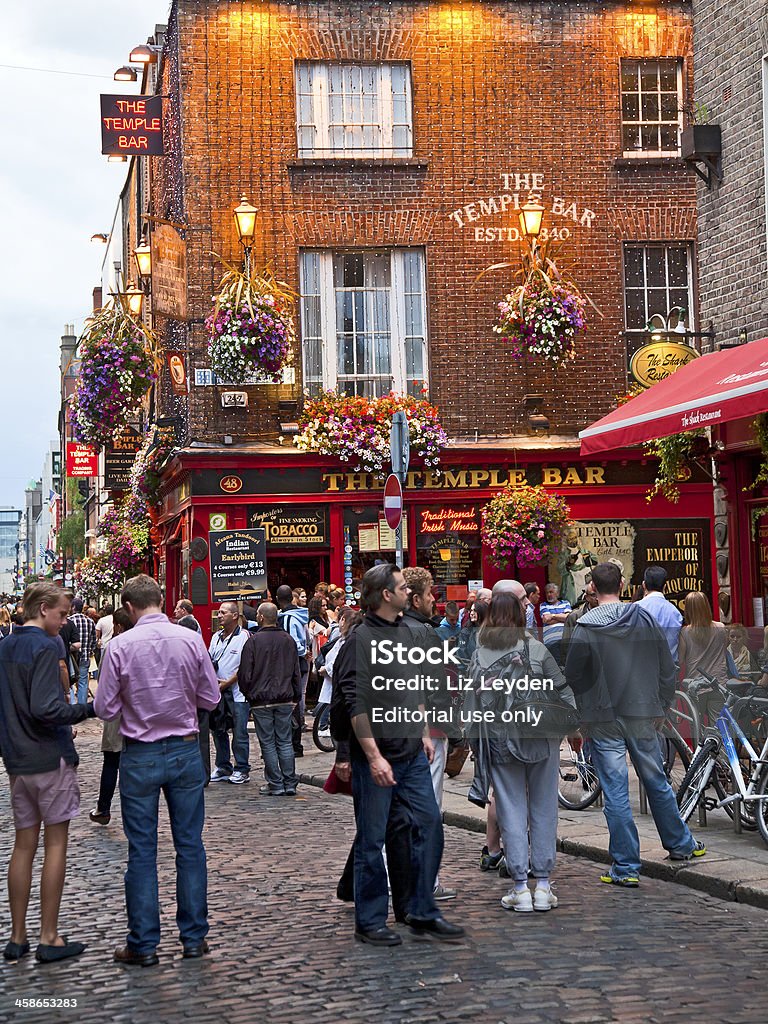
[390,412,410,569]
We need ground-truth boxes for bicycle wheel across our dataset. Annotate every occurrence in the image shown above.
[754,769,768,848]
[312,703,336,752]
[661,732,691,792]
[558,735,601,810]
[676,737,721,822]
[667,690,700,752]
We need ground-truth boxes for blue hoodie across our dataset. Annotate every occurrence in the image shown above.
[564,602,676,723]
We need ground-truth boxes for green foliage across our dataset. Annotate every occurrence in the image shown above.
[58,511,85,560]
[744,414,768,492]
[644,431,705,503]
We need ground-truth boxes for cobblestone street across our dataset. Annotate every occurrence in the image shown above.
[1,721,767,1024]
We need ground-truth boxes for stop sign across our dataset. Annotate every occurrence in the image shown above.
[383,473,403,531]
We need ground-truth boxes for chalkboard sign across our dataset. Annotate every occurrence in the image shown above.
[208,529,267,602]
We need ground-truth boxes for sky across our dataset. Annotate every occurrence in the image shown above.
[0,1,170,509]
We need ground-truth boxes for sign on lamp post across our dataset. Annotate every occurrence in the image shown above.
[389,411,409,567]
[384,473,404,569]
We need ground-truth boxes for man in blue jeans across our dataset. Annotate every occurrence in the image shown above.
[565,561,706,887]
[208,602,251,784]
[334,564,465,946]
[96,575,220,966]
[68,598,96,705]
[238,602,301,796]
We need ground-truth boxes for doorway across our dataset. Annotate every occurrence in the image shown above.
[267,554,328,598]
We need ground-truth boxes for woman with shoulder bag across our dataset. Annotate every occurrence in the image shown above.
[467,591,576,913]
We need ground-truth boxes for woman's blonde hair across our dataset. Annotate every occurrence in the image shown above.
[683,591,714,631]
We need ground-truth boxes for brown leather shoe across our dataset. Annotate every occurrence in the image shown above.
[114,945,159,967]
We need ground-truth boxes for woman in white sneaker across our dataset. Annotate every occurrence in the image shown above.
[468,591,576,912]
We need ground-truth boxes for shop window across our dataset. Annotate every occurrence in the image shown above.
[623,242,694,336]
[620,59,683,157]
[300,249,427,397]
[343,507,409,585]
[415,505,483,604]
[295,62,413,159]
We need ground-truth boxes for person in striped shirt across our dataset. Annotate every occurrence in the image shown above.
[539,583,572,666]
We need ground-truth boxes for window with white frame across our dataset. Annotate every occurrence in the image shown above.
[300,249,427,397]
[623,243,694,335]
[295,62,413,158]
[620,59,683,156]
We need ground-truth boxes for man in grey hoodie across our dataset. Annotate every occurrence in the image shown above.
[564,561,705,887]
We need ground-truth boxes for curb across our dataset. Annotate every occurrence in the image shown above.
[299,772,768,912]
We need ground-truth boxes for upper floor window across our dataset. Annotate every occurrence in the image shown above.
[620,59,683,156]
[295,62,413,158]
[623,242,694,336]
[300,248,427,397]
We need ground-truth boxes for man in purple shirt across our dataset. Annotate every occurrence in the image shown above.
[95,574,220,967]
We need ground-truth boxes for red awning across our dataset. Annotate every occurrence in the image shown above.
[579,337,768,455]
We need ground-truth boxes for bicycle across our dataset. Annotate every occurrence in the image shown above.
[312,702,336,752]
[676,677,768,841]
[558,700,691,810]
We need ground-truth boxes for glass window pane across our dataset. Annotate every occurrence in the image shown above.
[641,94,659,121]
[622,94,639,121]
[659,124,679,151]
[640,62,658,91]
[622,125,640,151]
[405,295,423,335]
[669,289,689,314]
[621,61,638,92]
[641,124,658,150]
[660,93,678,120]
[658,62,678,91]
[624,248,644,288]
[647,289,668,318]
[646,251,666,287]
[625,291,646,330]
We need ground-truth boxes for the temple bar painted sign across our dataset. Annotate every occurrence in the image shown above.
[322,466,607,492]
[100,95,164,156]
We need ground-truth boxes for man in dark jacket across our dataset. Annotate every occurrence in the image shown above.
[565,561,705,887]
[0,583,95,964]
[238,602,302,796]
[334,563,464,947]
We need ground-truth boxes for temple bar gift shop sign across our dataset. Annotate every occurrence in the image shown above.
[209,529,267,601]
[100,95,164,156]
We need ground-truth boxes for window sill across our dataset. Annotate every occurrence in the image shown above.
[287,157,429,171]
[614,156,686,170]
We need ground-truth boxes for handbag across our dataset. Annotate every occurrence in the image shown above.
[445,738,470,778]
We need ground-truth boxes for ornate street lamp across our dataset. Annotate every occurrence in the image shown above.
[119,282,144,318]
[133,237,152,281]
[234,194,258,272]
[518,198,545,240]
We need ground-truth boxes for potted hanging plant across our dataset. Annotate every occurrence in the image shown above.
[71,305,158,448]
[644,431,707,503]
[481,483,572,569]
[206,261,296,383]
[489,235,596,365]
[295,390,448,476]
[73,552,125,601]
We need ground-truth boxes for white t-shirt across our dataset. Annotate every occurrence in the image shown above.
[96,615,114,647]
[208,626,250,702]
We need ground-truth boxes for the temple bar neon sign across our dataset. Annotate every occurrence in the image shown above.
[100,94,164,156]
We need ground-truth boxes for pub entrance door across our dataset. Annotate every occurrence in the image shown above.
[267,554,328,598]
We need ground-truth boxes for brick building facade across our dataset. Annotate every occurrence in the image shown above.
[110,0,716,630]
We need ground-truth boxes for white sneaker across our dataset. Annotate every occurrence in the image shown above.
[533,886,558,911]
[209,768,231,782]
[501,888,533,912]
[228,771,249,785]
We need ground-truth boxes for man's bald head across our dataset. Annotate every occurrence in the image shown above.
[257,602,278,625]
[492,579,526,601]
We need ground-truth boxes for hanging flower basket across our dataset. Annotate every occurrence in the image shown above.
[73,553,125,600]
[206,261,295,383]
[129,427,175,511]
[494,280,587,363]
[295,391,448,476]
[71,305,158,448]
[481,484,572,569]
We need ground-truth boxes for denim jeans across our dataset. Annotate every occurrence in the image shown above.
[212,689,251,774]
[73,657,90,705]
[252,704,297,793]
[351,749,443,932]
[589,718,696,879]
[292,660,310,752]
[119,736,208,953]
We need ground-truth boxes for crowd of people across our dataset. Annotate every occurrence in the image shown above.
[0,564,766,962]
